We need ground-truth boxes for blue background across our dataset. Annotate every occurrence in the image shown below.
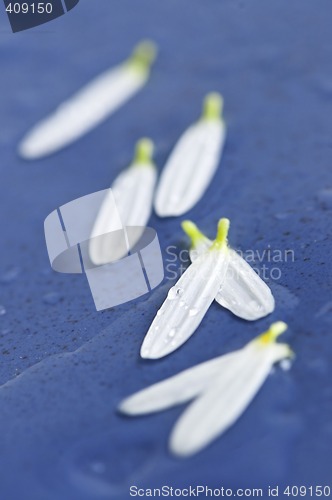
[0,1,331,498]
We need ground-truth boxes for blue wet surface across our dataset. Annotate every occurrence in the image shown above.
[0,1,332,498]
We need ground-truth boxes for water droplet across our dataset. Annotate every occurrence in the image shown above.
[280,359,292,371]
[168,328,177,338]
[0,266,21,284]
[189,308,198,317]
[89,461,106,474]
[167,287,183,300]
[249,300,262,311]
[154,325,160,332]
[317,188,332,210]
[274,212,291,221]
[43,292,61,305]
[63,433,157,497]
[0,305,6,316]
[156,309,163,317]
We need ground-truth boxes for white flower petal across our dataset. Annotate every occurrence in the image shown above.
[141,251,228,359]
[112,167,156,228]
[141,219,231,359]
[170,323,291,456]
[19,42,157,159]
[217,249,275,320]
[121,322,293,457]
[184,221,275,320]
[155,93,226,217]
[119,351,239,415]
[89,139,156,265]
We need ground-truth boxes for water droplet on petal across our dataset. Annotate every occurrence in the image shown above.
[156,309,163,316]
[189,308,198,317]
[0,305,6,316]
[167,287,183,300]
[249,300,262,311]
[168,328,177,338]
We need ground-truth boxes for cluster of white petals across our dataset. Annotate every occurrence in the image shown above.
[121,322,293,456]
[141,218,275,359]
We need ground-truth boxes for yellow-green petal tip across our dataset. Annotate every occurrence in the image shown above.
[129,40,158,73]
[202,92,224,121]
[212,217,230,249]
[134,138,154,165]
[181,220,206,248]
[259,321,288,345]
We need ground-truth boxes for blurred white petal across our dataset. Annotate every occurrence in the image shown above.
[119,351,239,415]
[170,323,291,456]
[120,322,293,457]
[183,221,275,320]
[141,219,231,359]
[19,41,157,159]
[89,139,156,265]
[155,93,226,217]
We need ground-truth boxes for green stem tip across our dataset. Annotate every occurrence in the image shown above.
[133,138,154,164]
[181,220,207,248]
[128,40,158,73]
[202,92,224,121]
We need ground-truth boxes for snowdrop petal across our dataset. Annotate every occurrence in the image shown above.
[141,219,231,359]
[182,220,275,320]
[19,41,157,159]
[218,249,275,320]
[155,93,226,217]
[170,322,292,456]
[119,351,239,415]
[89,139,156,265]
[120,322,293,457]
